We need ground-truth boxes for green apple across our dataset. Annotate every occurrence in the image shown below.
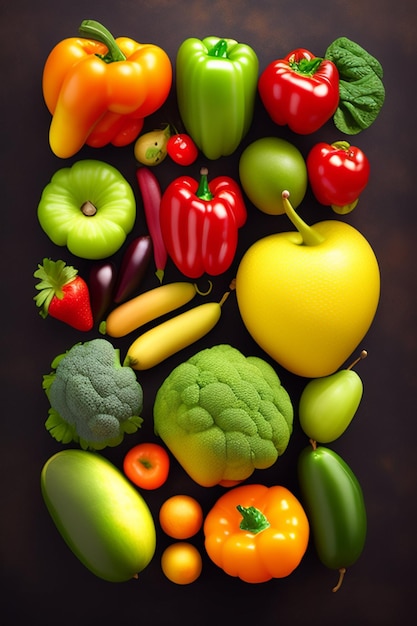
[239,137,307,214]
[298,351,367,443]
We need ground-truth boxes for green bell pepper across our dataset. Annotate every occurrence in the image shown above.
[176,37,259,160]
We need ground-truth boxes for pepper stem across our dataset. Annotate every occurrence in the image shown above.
[196,168,213,201]
[331,140,351,151]
[237,505,270,534]
[282,191,324,246]
[207,39,228,58]
[289,55,323,76]
[79,19,126,63]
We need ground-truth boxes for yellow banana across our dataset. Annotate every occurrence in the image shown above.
[124,288,232,370]
[100,281,207,338]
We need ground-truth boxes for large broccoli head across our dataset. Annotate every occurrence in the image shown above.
[153,344,293,487]
[43,338,143,450]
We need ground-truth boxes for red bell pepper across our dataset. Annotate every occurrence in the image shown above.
[160,168,247,278]
[307,140,370,214]
[258,49,339,134]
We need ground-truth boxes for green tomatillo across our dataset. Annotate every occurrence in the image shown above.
[37,160,136,260]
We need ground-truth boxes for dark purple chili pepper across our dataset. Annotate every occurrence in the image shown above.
[88,261,117,323]
[113,235,153,303]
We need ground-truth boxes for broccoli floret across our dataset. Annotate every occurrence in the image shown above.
[153,344,293,487]
[43,338,143,450]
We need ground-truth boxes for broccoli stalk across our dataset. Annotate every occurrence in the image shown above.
[43,339,143,450]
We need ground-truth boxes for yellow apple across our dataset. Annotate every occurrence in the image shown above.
[235,192,380,378]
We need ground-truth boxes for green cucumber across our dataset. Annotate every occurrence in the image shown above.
[297,444,367,591]
[41,449,156,582]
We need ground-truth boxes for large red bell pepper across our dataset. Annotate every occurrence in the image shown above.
[258,49,339,134]
[160,168,247,278]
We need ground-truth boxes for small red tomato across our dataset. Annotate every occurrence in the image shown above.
[167,133,198,166]
[123,443,170,490]
[307,140,370,214]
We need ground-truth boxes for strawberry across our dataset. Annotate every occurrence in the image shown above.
[34,258,93,331]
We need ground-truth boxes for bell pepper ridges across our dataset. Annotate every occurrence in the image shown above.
[258,48,339,134]
[43,20,172,158]
[176,37,259,159]
[160,167,247,278]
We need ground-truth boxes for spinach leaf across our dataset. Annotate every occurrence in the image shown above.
[325,37,385,134]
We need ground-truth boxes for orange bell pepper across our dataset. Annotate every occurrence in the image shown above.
[204,483,309,583]
[42,20,172,158]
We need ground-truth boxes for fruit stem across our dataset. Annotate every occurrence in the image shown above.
[196,167,213,201]
[219,290,231,307]
[347,349,368,370]
[332,567,347,592]
[81,201,97,216]
[281,191,324,246]
[78,20,126,63]
[194,280,213,296]
[237,505,270,534]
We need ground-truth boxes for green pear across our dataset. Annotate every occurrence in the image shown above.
[298,351,367,443]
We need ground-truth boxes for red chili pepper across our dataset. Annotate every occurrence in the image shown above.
[136,167,167,283]
[160,168,247,278]
[307,140,370,214]
[258,49,339,134]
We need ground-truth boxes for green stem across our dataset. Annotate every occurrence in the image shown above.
[208,39,228,58]
[331,140,351,151]
[331,199,358,215]
[237,505,270,534]
[79,19,126,63]
[289,56,323,76]
[196,168,213,201]
[281,191,324,246]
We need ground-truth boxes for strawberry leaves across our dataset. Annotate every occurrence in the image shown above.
[34,258,93,331]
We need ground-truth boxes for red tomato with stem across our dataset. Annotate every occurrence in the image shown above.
[123,443,170,489]
[307,140,370,214]
[167,133,198,165]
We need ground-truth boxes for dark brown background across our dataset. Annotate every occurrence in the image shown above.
[1,1,416,624]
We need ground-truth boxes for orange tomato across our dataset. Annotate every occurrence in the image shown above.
[159,495,203,539]
[123,443,170,490]
[161,543,202,584]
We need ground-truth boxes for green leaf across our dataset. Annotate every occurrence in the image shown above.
[33,258,78,314]
[325,37,385,134]
[122,415,143,434]
[42,372,56,395]
[45,409,78,444]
